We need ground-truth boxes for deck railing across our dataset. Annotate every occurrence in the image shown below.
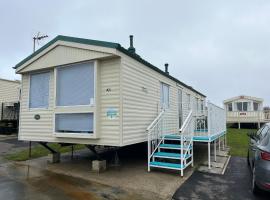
[207,102,226,137]
[1,102,20,121]
[226,111,270,122]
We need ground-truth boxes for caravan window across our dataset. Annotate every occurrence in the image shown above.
[29,72,50,108]
[227,103,232,111]
[160,83,169,109]
[55,113,93,133]
[56,62,94,106]
[253,102,259,111]
[236,102,248,111]
[187,94,191,109]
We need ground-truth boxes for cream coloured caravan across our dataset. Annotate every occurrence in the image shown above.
[0,78,20,118]
[15,35,228,176]
[14,35,205,146]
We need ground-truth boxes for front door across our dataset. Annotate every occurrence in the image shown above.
[178,89,183,129]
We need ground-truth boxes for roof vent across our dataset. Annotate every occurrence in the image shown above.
[128,35,136,54]
[165,63,169,74]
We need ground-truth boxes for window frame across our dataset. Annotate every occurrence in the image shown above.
[187,93,191,110]
[253,102,259,111]
[28,71,51,110]
[160,82,170,109]
[54,61,96,108]
[227,103,232,111]
[53,61,98,138]
[236,101,249,112]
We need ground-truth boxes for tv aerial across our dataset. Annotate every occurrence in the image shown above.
[33,32,48,52]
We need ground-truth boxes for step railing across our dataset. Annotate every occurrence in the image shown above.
[147,109,165,171]
[179,110,194,176]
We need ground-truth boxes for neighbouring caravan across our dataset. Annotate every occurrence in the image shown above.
[224,95,270,128]
[0,78,20,133]
[14,35,226,176]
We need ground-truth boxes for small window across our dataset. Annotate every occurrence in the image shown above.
[29,72,50,108]
[228,103,232,111]
[253,102,259,111]
[55,113,93,133]
[201,100,204,111]
[160,83,169,109]
[243,102,248,111]
[56,62,94,106]
[237,102,242,111]
[187,94,191,109]
[196,98,199,111]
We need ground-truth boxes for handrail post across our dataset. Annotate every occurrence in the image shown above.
[180,129,183,177]
[147,130,150,172]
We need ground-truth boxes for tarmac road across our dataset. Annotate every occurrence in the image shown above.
[173,156,269,200]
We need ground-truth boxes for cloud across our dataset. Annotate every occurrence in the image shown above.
[0,0,269,105]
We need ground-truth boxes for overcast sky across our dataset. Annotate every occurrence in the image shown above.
[0,0,269,106]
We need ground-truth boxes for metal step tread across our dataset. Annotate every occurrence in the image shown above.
[159,144,192,150]
[164,134,181,140]
[153,152,191,159]
[150,161,185,170]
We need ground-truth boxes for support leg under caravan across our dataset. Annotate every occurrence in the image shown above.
[39,142,60,163]
[208,142,211,169]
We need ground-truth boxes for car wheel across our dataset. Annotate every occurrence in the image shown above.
[252,166,260,194]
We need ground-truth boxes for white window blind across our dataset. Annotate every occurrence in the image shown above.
[55,113,93,133]
[56,62,94,106]
[29,72,50,108]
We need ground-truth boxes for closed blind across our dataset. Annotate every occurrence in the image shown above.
[56,62,94,106]
[29,72,50,108]
[55,113,93,133]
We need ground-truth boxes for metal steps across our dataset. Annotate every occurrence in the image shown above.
[148,133,193,175]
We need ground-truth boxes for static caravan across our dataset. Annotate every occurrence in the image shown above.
[14,35,225,176]
[224,95,270,128]
[0,78,20,133]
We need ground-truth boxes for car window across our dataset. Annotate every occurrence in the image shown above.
[260,129,270,147]
[257,125,269,139]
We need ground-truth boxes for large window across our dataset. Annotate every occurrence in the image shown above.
[236,102,248,111]
[55,113,93,133]
[160,83,169,109]
[56,62,94,106]
[29,72,50,108]
[55,62,95,136]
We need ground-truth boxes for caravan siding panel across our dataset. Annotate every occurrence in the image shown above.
[121,57,178,145]
[19,57,121,146]
[0,79,20,117]
[121,56,205,146]
[20,45,113,73]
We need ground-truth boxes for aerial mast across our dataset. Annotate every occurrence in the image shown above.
[33,32,48,52]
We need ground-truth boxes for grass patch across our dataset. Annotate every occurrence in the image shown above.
[227,128,256,157]
[5,143,85,161]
